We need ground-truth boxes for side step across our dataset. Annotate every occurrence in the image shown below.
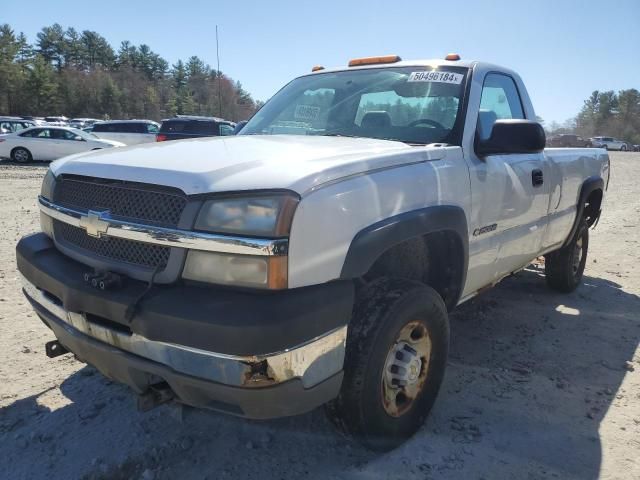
[45,340,69,358]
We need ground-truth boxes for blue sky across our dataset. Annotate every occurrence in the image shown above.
[4,0,639,124]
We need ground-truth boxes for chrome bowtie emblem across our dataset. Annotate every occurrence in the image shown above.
[79,210,110,238]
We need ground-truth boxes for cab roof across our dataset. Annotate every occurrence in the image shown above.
[302,58,514,78]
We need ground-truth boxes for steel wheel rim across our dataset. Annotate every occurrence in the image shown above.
[14,149,28,162]
[572,237,584,275]
[381,321,432,417]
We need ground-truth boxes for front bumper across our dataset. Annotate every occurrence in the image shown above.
[17,233,353,418]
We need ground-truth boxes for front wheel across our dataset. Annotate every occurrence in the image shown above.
[544,220,589,293]
[326,278,449,451]
[11,147,32,163]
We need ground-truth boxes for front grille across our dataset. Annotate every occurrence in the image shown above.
[50,175,187,272]
[54,221,171,269]
[53,175,187,227]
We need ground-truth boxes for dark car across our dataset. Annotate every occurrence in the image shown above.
[156,116,236,142]
[549,134,591,148]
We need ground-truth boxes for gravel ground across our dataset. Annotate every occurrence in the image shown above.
[0,153,639,480]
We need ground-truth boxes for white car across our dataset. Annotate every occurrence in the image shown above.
[91,120,160,145]
[0,126,124,162]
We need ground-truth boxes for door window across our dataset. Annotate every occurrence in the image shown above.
[477,73,525,140]
[35,129,51,138]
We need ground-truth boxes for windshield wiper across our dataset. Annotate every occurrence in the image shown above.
[311,132,364,139]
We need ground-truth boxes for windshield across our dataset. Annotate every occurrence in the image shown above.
[240,66,468,145]
[72,128,98,140]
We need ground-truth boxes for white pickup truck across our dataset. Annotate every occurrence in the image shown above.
[17,55,610,451]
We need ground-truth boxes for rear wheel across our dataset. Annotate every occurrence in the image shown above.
[544,220,589,293]
[620,145,627,151]
[326,278,449,451]
[11,147,32,163]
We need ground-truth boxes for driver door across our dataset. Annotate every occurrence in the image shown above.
[52,129,87,157]
[464,73,550,292]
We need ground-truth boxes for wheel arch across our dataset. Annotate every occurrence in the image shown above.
[564,176,604,247]
[339,205,468,311]
[10,146,32,161]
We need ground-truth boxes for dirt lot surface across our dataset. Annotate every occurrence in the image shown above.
[0,153,639,480]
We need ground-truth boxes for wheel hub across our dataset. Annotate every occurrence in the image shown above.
[381,321,432,417]
[385,342,423,386]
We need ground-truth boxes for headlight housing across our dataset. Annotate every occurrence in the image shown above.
[40,170,56,238]
[194,193,299,237]
[40,169,56,201]
[184,192,298,289]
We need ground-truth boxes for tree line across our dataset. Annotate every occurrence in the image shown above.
[0,23,260,122]
[546,89,640,145]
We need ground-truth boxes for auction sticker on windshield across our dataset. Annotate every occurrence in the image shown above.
[294,104,321,121]
[408,71,464,84]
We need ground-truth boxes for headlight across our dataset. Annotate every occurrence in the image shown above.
[40,170,56,238]
[194,193,299,237]
[40,169,56,201]
[185,192,298,289]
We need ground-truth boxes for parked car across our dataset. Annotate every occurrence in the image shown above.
[0,116,35,134]
[18,55,609,451]
[0,126,124,162]
[632,144,639,152]
[91,120,160,145]
[233,120,248,134]
[549,134,591,148]
[589,136,628,151]
[69,118,101,130]
[156,116,235,142]
[44,116,69,126]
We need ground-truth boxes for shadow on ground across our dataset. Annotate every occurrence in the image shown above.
[1,266,638,479]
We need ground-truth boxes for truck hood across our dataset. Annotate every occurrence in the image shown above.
[50,135,446,195]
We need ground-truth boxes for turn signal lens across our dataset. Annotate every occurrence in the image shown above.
[156,134,167,142]
[348,55,401,67]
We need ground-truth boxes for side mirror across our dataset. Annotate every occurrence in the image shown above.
[475,119,546,156]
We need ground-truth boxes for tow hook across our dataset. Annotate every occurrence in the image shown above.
[136,383,175,412]
[45,340,69,358]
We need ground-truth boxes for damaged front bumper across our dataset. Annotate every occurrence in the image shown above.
[17,234,351,418]
[23,276,345,418]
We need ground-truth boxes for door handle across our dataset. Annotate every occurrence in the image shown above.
[532,169,544,187]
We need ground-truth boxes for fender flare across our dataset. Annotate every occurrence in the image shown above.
[563,176,604,247]
[340,205,469,308]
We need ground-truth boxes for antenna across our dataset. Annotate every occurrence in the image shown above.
[216,25,222,118]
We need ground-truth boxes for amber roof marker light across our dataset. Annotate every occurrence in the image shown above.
[311,65,325,72]
[445,53,461,61]
[348,55,402,67]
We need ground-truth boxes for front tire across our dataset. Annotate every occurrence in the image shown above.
[544,220,589,293]
[11,147,32,163]
[326,278,449,451]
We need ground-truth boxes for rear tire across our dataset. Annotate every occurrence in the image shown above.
[620,145,627,151]
[325,278,449,451]
[11,147,32,163]
[544,220,589,293]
